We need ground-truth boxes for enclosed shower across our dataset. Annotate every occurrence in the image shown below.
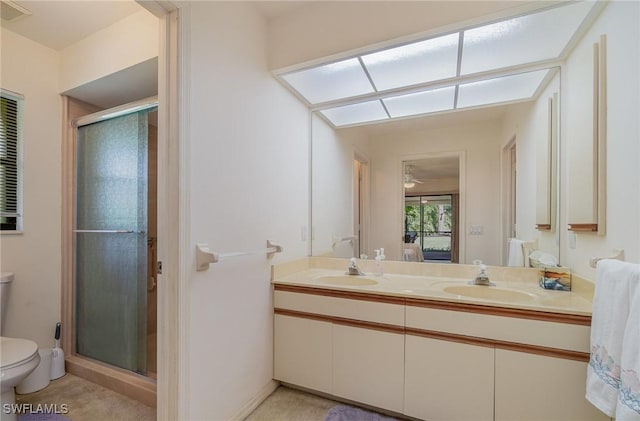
[73,100,158,379]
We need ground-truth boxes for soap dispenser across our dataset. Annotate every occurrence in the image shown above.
[375,248,385,276]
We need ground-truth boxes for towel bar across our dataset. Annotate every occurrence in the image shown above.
[589,249,624,268]
[196,240,283,271]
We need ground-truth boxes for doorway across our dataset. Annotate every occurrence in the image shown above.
[502,138,517,264]
[404,194,456,262]
[402,156,461,263]
[353,155,369,258]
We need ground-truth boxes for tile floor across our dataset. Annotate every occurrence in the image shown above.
[15,377,396,421]
[15,374,155,421]
[246,386,341,421]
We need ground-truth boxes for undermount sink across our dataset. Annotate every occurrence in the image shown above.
[443,285,536,302]
[317,276,378,286]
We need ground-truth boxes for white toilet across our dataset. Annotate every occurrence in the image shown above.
[1,272,41,421]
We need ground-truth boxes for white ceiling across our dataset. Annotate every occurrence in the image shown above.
[250,1,309,20]
[407,156,460,181]
[64,57,158,109]
[1,0,142,50]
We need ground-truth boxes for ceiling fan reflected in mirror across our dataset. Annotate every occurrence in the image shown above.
[404,166,424,189]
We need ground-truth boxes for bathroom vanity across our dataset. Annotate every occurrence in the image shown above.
[272,258,607,421]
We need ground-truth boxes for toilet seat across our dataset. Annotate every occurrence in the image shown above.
[0,337,39,370]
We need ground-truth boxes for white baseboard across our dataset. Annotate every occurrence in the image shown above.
[231,380,279,421]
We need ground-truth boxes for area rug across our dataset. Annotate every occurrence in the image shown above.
[324,404,398,421]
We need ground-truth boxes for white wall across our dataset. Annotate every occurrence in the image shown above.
[184,3,309,419]
[502,72,560,261]
[368,119,504,264]
[311,114,369,257]
[59,10,158,93]
[0,29,62,347]
[561,0,640,279]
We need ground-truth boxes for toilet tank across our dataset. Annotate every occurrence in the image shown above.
[0,272,14,335]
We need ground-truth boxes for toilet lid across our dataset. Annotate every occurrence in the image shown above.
[0,337,39,369]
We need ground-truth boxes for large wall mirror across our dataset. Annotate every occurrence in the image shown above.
[311,67,560,267]
[289,1,606,267]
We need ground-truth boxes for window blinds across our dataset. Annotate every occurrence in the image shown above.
[0,94,19,230]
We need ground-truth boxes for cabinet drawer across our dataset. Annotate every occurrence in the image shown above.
[406,305,590,353]
[274,290,404,326]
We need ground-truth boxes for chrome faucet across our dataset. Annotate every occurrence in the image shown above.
[347,257,365,276]
[469,263,495,286]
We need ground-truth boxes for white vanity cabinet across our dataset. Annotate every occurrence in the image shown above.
[274,314,332,394]
[273,285,406,413]
[273,283,603,421]
[404,334,494,421]
[494,349,608,421]
[333,324,404,412]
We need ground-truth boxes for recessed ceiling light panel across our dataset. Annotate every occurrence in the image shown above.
[362,33,459,91]
[281,58,374,104]
[320,100,388,127]
[461,1,596,75]
[383,86,455,118]
[457,69,549,109]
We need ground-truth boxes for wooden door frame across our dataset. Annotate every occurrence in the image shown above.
[500,137,517,265]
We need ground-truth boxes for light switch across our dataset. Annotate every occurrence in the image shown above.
[568,231,576,249]
[470,225,484,235]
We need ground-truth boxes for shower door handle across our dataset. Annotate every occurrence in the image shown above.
[74,230,145,234]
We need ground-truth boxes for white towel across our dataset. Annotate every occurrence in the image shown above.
[507,239,525,267]
[586,259,640,417]
[616,267,640,420]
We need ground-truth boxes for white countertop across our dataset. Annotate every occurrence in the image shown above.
[272,267,593,316]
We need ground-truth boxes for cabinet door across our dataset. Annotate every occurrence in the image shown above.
[495,349,609,421]
[274,314,332,394]
[404,335,494,421]
[333,324,405,413]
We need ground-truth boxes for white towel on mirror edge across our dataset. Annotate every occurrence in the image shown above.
[616,270,640,420]
[586,259,640,417]
[507,238,525,267]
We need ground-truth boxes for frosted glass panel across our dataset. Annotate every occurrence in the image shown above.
[76,110,151,374]
[320,100,388,127]
[461,1,595,75]
[281,58,374,104]
[383,86,455,118]
[362,33,459,91]
[457,69,548,109]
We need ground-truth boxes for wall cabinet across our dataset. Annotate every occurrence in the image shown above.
[404,335,494,421]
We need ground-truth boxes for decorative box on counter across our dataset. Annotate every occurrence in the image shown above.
[539,267,571,291]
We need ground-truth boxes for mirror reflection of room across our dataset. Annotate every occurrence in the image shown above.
[403,159,459,263]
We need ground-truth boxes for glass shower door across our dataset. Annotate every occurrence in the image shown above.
[75,110,151,374]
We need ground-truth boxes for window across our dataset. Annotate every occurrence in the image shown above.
[0,90,22,231]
